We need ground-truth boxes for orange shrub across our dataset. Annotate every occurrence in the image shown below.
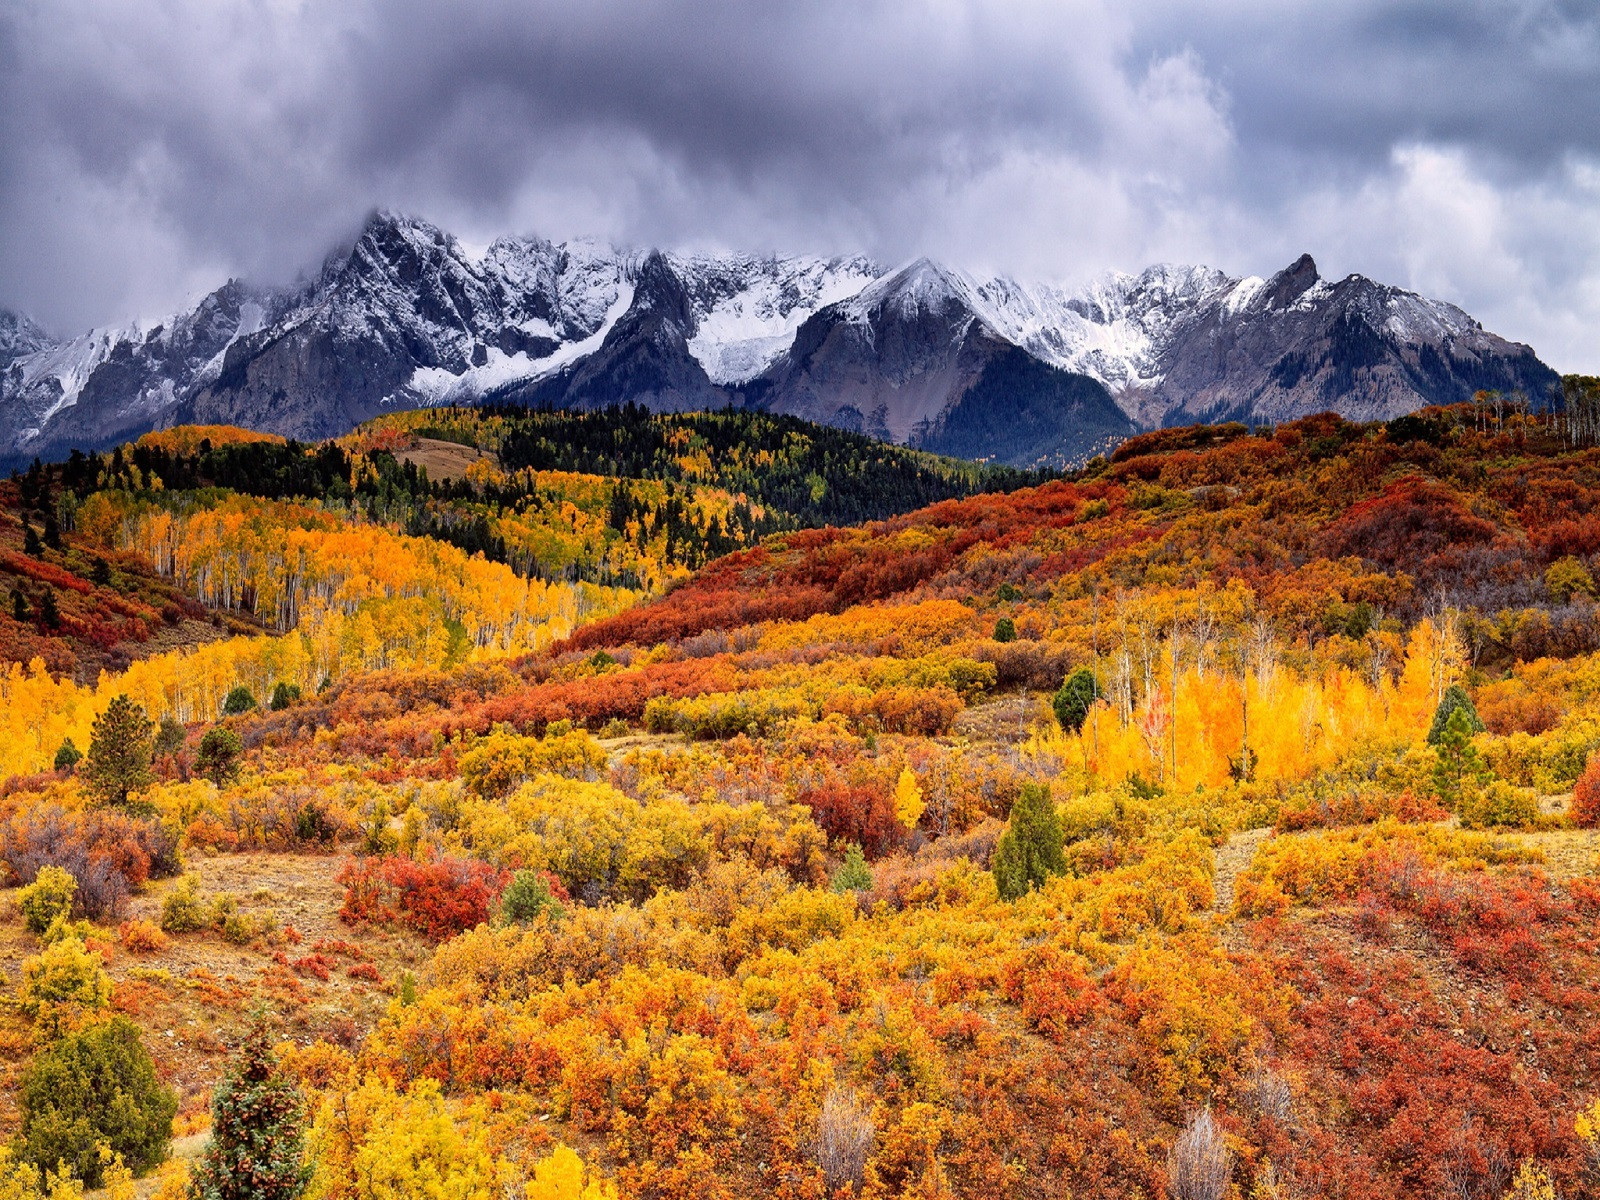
[1572,753,1600,827]
[118,919,169,953]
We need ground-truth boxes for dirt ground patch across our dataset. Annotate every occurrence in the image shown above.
[1514,826,1599,879]
[1212,826,1273,915]
[395,436,499,482]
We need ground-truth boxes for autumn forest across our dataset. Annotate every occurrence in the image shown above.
[4,397,1600,1200]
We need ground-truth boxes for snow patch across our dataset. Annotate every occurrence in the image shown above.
[684,255,878,383]
[406,282,636,403]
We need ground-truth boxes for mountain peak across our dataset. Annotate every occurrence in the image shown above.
[844,256,974,321]
[1265,253,1320,308]
[0,308,56,366]
[0,221,1559,469]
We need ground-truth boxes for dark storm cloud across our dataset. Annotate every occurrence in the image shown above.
[1,0,1597,368]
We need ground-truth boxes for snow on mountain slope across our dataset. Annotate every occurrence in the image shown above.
[0,211,1562,465]
[407,282,637,405]
[0,310,56,369]
[679,253,880,384]
[963,264,1235,397]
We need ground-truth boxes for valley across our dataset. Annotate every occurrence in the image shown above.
[1,399,1599,1198]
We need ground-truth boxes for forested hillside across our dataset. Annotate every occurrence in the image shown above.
[3,398,1600,1200]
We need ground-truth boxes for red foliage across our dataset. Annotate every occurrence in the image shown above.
[1,551,94,593]
[796,781,901,859]
[1316,477,1500,569]
[1570,753,1600,827]
[1002,946,1099,1041]
[564,482,1095,650]
[1276,787,1446,832]
[337,853,509,939]
[291,953,333,981]
[470,656,742,733]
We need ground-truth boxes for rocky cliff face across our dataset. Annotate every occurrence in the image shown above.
[0,213,1560,467]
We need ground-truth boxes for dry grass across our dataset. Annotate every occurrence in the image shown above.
[1212,827,1273,915]
[395,437,499,482]
[953,693,1047,744]
[1510,826,1599,879]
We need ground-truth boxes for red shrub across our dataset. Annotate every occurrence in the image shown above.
[1277,786,1446,832]
[797,782,901,859]
[291,953,333,981]
[1316,476,1499,569]
[338,853,509,939]
[1571,754,1600,827]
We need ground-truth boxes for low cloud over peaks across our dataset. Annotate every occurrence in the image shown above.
[2,0,1597,368]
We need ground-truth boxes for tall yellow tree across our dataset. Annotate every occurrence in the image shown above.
[893,768,925,831]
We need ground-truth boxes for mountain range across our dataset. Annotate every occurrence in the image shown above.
[0,211,1560,467]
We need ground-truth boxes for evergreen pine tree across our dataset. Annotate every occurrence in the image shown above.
[830,844,874,893]
[37,588,60,629]
[188,1016,309,1200]
[84,694,155,807]
[222,685,257,716]
[23,524,42,556]
[1052,667,1103,733]
[1426,683,1485,745]
[18,1015,175,1185]
[1432,706,1491,811]
[992,783,1067,900]
[53,738,81,771]
[196,726,244,786]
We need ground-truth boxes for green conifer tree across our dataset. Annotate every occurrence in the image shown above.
[1426,683,1485,745]
[83,694,155,807]
[1433,706,1491,811]
[196,726,244,787]
[188,1016,308,1200]
[1052,667,1102,733]
[993,784,1066,900]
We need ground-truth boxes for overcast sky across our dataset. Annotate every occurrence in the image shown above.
[2,0,1597,369]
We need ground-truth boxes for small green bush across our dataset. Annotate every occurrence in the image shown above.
[209,894,259,944]
[16,1015,176,1185]
[221,686,257,716]
[1459,780,1542,831]
[992,617,1017,643]
[500,869,565,924]
[53,738,81,771]
[830,844,874,893]
[269,681,302,711]
[18,936,112,1034]
[19,866,77,935]
[294,800,337,844]
[159,875,208,934]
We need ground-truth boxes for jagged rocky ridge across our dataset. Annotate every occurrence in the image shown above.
[0,213,1560,467]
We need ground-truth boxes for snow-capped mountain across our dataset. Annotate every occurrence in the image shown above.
[0,212,1560,467]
